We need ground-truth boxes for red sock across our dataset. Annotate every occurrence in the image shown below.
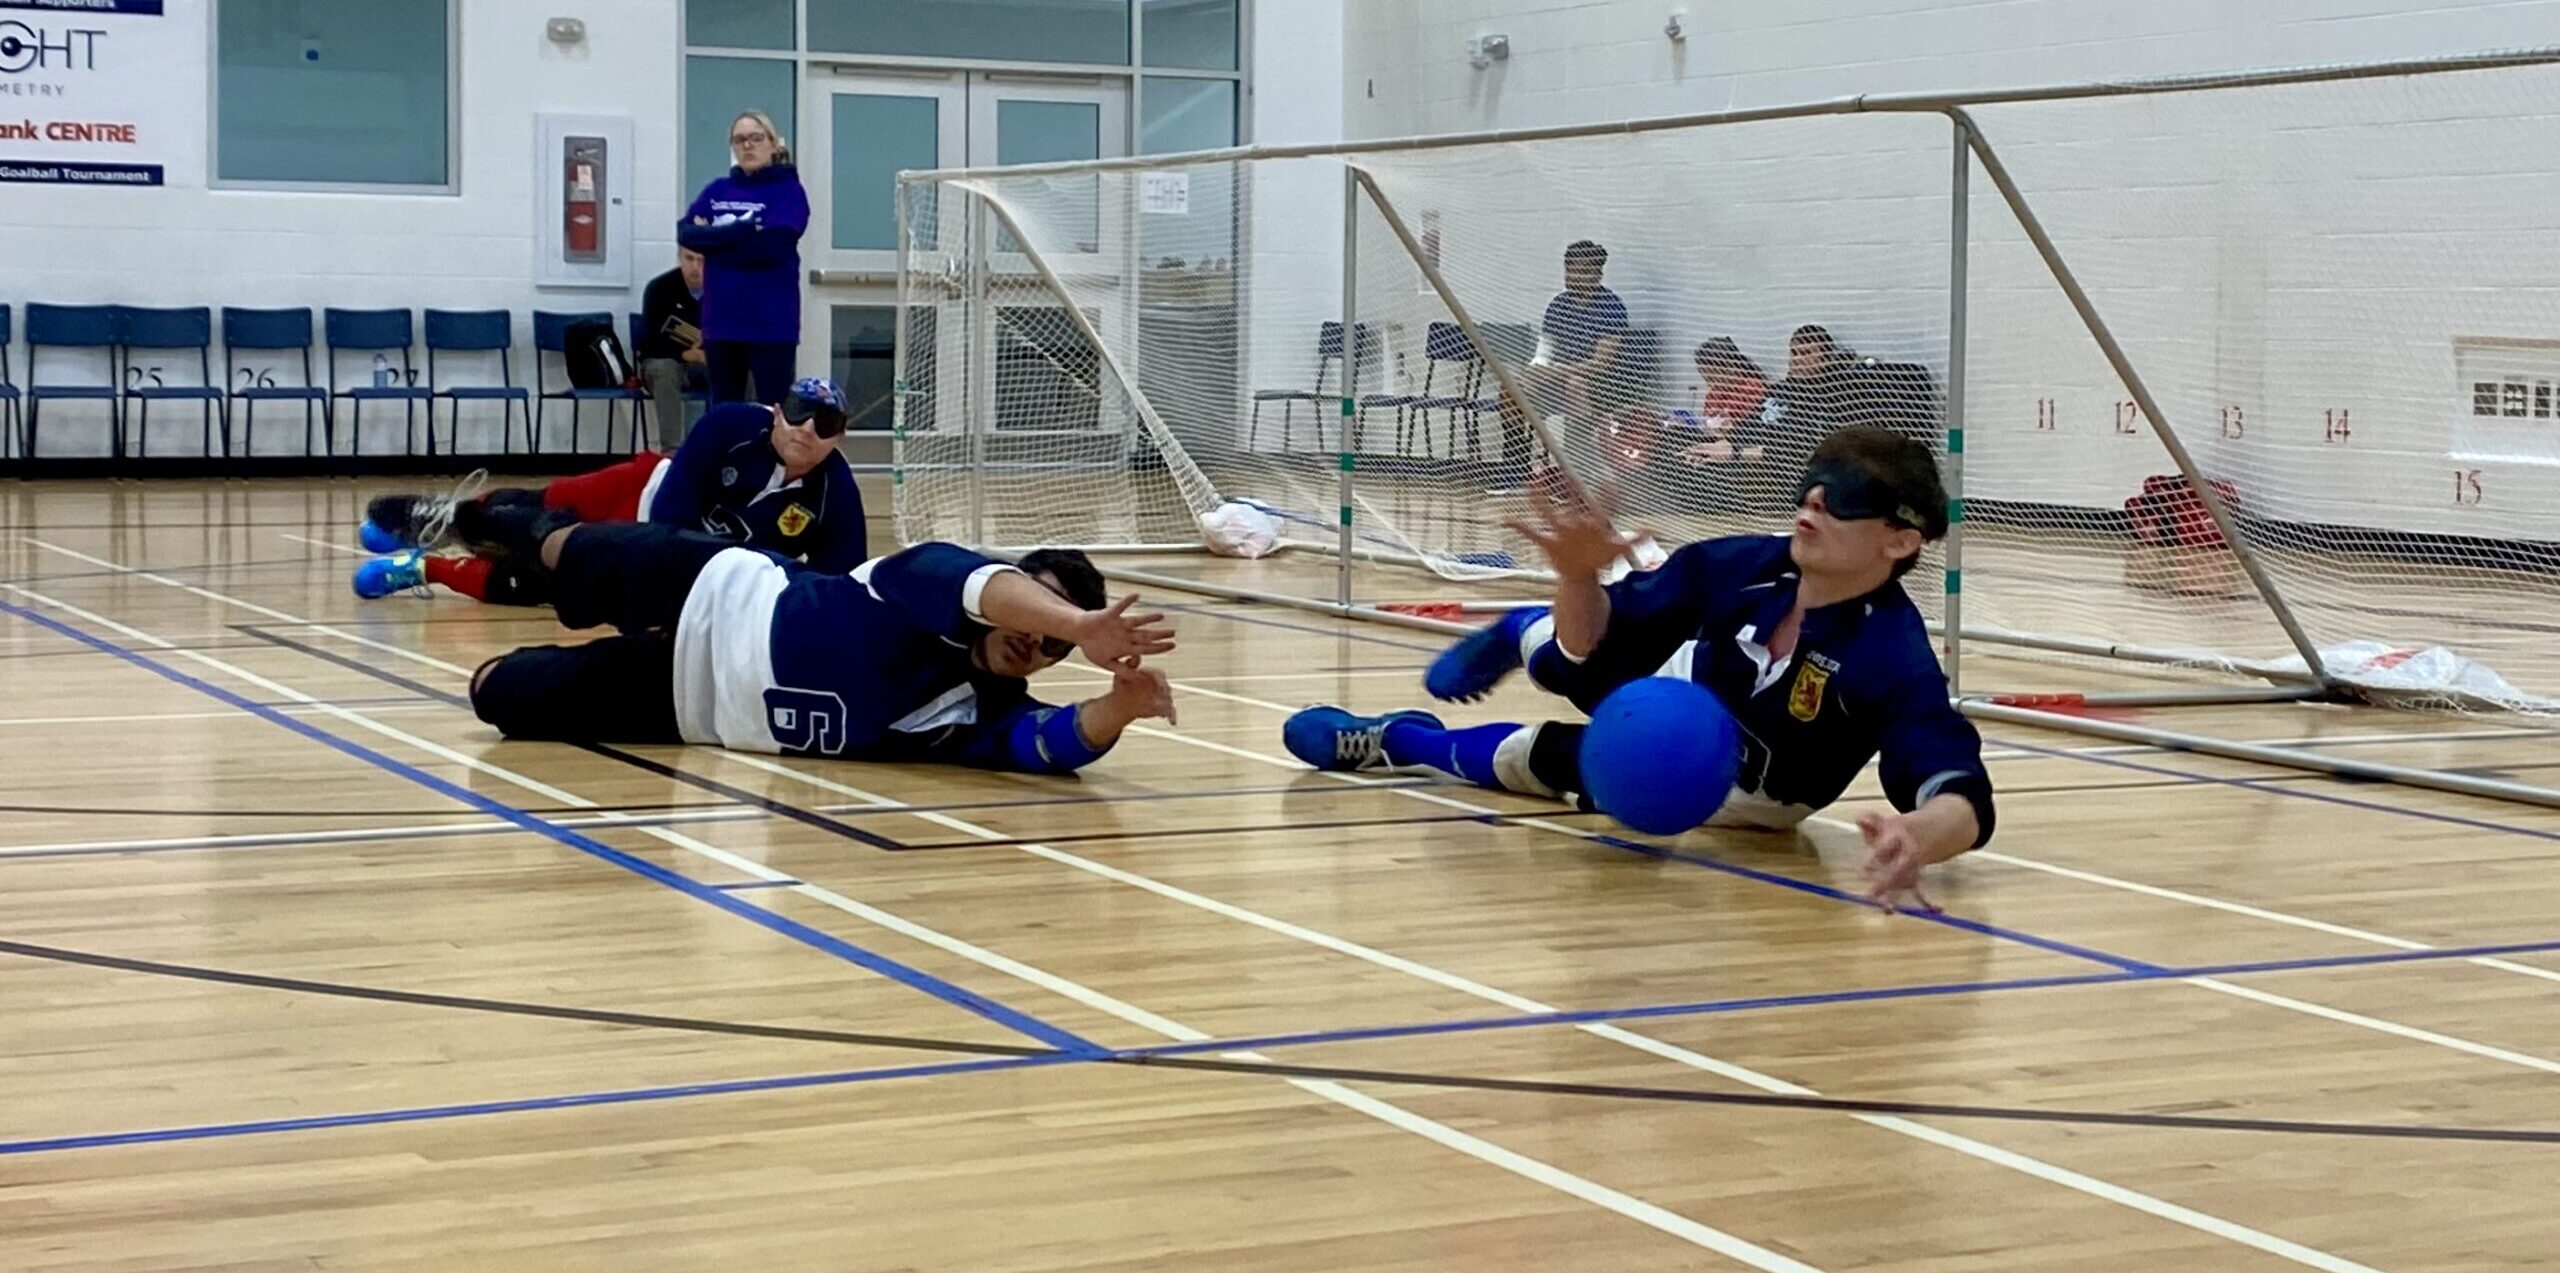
[425,555,495,601]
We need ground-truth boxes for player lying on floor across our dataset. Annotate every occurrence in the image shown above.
[1284,427,1996,909]
[469,520,1177,775]
[351,376,865,605]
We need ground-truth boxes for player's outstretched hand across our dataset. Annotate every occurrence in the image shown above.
[1856,811,1941,916]
[1507,477,1650,581]
[1106,663,1177,725]
[1071,594,1176,668]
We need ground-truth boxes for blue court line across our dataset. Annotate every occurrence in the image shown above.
[0,596,1104,1058]
[1987,733,2560,847]
[1591,831,2168,973]
[10,929,2554,1160]
[1131,933,2560,1060]
[0,1054,1072,1157]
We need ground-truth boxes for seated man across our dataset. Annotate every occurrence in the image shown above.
[471,521,1177,774]
[353,376,865,606]
[1492,239,1630,490]
[637,247,710,449]
[1285,428,1995,909]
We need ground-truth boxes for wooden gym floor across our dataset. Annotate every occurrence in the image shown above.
[1,477,2556,1272]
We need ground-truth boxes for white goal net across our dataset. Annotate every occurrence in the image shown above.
[895,54,2560,715]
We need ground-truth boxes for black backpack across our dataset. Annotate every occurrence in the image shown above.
[563,320,635,390]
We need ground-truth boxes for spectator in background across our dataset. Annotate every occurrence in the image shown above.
[681,109,808,407]
[1672,337,1778,513]
[637,247,709,449]
[1492,239,1631,492]
[1765,324,1859,489]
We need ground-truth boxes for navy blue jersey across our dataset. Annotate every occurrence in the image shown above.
[668,541,1105,775]
[1533,534,1994,842]
[648,403,867,572]
[1540,287,1628,364]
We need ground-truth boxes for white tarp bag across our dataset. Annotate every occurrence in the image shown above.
[1200,501,1280,559]
[2270,640,2560,713]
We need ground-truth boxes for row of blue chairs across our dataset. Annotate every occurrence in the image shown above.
[0,304,672,461]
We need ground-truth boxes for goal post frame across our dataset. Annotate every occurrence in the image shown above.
[894,49,2560,812]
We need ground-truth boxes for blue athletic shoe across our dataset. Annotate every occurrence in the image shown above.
[1284,706,1443,773]
[1424,606,1545,703]
[352,550,429,599]
[356,519,407,553]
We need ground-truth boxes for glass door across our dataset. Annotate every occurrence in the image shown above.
[802,69,964,432]
[963,76,1129,442]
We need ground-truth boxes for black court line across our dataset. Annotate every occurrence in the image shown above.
[893,809,1598,852]
[5,935,2555,1148]
[237,625,917,852]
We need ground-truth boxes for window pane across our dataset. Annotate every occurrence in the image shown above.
[809,0,1128,65]
[832,94,941,251]
[217,0,450,186]
[684,57,796,204]
[1138,80,1235,277]
[997,99,1102,252]
[1142,0,1235,71]
[687,0,794,50]
[1140,76,1235,153]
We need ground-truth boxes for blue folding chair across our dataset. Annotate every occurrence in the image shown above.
[534,310,646,454]
[117,306,228,458]
[24,303,123,460]
[425,309,530,455]
[223,307,333,458]
[0,307,20,459]
[325,308,434,456]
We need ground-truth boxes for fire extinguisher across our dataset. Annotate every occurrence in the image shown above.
[565,139,603,261]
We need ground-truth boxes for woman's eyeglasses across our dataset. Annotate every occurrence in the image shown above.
[732,132,771,146]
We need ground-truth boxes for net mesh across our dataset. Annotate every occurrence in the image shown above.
[897,61,2560,713]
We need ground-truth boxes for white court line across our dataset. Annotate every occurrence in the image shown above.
[0,584,1816,1270]
[26,538,478,677]
[281,533,369,557]
[1974,852,2560,986]
[0,704,447,728]
[720,745,2383,1273]
[1099,668,2560,996]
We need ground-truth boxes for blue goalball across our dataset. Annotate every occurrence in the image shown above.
[1579,677,1742,836]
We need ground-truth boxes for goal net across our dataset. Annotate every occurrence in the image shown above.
[895,56,2560,715]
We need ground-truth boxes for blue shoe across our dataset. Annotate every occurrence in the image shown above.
[356,519,407,553]
[1425,607,1544,703]
[352,550,429,599]
[1284,706,1443,772]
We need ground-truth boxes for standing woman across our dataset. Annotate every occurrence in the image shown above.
[680,110,808,406]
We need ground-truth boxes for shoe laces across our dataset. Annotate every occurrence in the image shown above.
[1336,720,1388,766]
[412,468,487,552]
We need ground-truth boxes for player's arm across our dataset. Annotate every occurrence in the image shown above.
[869,543,1174,664]
[919,668,1175,775]
[1862,667,1998,910]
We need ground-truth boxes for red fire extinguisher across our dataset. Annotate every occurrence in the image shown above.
[565,139,603,261]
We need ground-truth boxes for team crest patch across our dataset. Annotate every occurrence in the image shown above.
[777,504,813,537]
[1787,662,1829,722]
